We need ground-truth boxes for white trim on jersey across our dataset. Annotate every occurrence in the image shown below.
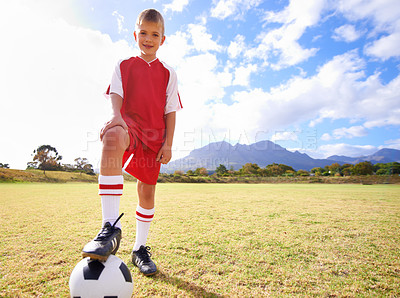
[160,61,183,115]
[109,59,124,99]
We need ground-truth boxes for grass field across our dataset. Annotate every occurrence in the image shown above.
[1,183,399,297]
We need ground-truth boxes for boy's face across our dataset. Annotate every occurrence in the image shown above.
[134,20,165,62]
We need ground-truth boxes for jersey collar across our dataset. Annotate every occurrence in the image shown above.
[137,56,159,66]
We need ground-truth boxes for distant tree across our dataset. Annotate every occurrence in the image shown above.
[376,168,388,175]
[239,163,260,176]
[186,170,195,176]
[311,167,324,176]
[31,145,62,175]
[215,164,228,176]
[82,163,95,175]
[266,163,284,176]
[174,170,184,176]
[340,164,354,176]
[228,166,236,176]
[74,157,88,171]
[373,163,383,173]
[388,162,400,175]
[26,161,38,170]
[284,170,295,177]
[279,164,295,173]
[0,163,10,169]
[62,164,75,172]
[296,169,309,176]
[323,165,332,176]
[328,163,341,176]
[375,162,400,175]
[195,167,208,176]
[74,157,94,175]
[258,167,268,177]
[265,163,295,177]
[353,161,374,175]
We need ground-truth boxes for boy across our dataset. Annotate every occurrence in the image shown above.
[82,8,182,276]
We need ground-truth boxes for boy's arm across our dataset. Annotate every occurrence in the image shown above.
[100,93,128,141]
[156,111,176,164]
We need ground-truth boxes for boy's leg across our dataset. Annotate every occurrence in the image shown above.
[98,126,130,228]
[82,126,130,261]
[133,180,155,250]
[132,180,158,276]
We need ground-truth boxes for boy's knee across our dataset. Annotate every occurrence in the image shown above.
[138,180,156,195]
[102,126,129,151]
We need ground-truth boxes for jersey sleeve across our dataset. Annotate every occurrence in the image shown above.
[165,67,183,114]
[104,60,124,99]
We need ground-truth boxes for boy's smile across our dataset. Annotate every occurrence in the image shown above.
[134,20,165,62]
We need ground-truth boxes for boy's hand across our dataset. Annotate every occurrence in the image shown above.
[156,144,172,164]
[100,115,129,141]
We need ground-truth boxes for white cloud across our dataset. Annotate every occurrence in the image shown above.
[382,138,400,150]
[263,0,325,25]
[357,74,400,128]
[0,1,133,169]
[332,24,362,42]
[210,0,262,20]
[164,0,190,13]
[320,133,332,141]
[112,11,128,35]
[318,143,377,158]
[196,49,400,148]
[312,35,323,42]
[188,23,223,52]
[335,0,400,28]
[247,0,326,69]
[159,30,192,66]
[335,0,400,60]
[321,125,368,140]
[308,50,400,129]
[228,35,245,59]
[178,53,231,103]
[232,64,257,87]
[271,131,299,142]
[364,32,400,61]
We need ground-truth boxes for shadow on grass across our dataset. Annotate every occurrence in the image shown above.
[154,270,223,298]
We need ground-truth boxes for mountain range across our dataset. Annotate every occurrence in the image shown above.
[161,141,400,173]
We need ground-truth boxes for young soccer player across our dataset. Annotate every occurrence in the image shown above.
[81,8,182,276]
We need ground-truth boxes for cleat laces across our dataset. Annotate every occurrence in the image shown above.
[94,213,124,241]
[137,246,152,263]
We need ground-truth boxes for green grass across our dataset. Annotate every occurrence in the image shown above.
[1,183,399,297]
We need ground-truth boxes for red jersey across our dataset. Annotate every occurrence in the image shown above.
[106,56,182,152]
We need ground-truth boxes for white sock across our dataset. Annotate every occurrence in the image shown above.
[101,196,121,229]
[132,205,155,251]
[98,175,123,230]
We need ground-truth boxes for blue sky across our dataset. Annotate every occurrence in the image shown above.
[1,0,400,170]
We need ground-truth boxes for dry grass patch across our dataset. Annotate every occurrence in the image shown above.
[0,183,399,297]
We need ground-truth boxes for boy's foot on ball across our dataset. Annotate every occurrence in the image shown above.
[81,214,123,261]
[132,245,157,276]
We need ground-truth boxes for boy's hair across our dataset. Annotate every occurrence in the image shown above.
[136,9,165,36]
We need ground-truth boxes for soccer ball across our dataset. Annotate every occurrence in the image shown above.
[69,255,133,298]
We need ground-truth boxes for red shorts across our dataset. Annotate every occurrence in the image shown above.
[122,131,161,185]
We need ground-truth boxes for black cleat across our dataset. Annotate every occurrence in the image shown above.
[82,213,123,261]
[132,245,157,276]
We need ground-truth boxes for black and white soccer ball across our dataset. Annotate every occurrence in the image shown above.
[69,255,133,298]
